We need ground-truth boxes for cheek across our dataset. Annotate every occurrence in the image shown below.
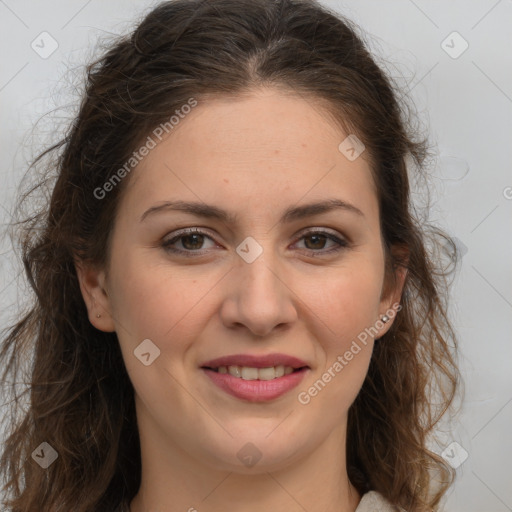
[304,256,385,344]
[108,257,210,407]
[296,263,381,415]
[108,250,220,365]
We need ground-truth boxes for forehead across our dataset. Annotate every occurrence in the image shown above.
[120,87,378,227]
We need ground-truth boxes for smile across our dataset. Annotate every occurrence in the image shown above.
[200,352,311,402]
[208,365,297,380]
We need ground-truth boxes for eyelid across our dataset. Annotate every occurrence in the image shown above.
[162,227,219,248]
[163,225,345,241]
[299,226,343,238]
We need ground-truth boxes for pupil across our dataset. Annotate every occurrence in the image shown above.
[182,234,203,250]
[305,234,325,250]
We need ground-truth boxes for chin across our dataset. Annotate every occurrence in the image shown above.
[198,430,310,474]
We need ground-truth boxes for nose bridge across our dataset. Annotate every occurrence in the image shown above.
[225,236,297,335]
[239,250,281,301]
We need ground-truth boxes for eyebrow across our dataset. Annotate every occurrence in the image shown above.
[139,198,365,224]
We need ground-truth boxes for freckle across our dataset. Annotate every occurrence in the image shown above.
[302,143,307,148]
[274,149,279,155]
[223,178,229,183]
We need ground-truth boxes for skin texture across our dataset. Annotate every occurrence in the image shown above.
[76,87,407,512]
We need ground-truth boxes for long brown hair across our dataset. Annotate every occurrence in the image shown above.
[0,1,462,510]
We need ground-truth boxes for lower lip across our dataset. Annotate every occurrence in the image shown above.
[202,368,309,402]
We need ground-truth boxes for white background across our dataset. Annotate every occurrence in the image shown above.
[1,1,511,511]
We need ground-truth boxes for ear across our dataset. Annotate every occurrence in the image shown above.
[377,244,409,338]
[74,259,116,332]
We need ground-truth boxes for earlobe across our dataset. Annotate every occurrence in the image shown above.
[74,259,116,332]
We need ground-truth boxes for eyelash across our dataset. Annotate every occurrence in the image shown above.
[161,227,349,257]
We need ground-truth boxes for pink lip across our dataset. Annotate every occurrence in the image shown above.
[201,353,309,369]
[200,353,310,402]
[202,367,309,402]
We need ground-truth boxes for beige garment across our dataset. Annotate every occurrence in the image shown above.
[355,490,400,511]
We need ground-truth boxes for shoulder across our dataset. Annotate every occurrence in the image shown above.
[355,490,405,512]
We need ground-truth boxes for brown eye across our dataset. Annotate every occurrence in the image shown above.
[162,228,216,255]
[303,233,329,250]
[161,228,349,257]
[295,230,349,256]
[179,233,206,250]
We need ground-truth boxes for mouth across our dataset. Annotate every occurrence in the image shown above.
[200,353,310,402]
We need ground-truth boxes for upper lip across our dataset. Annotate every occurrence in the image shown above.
[201,353,309,369]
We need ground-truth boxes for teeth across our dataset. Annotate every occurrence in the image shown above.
[217,365,297,380]
[228,366,241,378]
[241,367,259,380]
[258,367,277,380]
[275,365,285,378]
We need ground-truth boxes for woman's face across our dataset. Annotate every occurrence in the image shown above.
[79,87,404,473]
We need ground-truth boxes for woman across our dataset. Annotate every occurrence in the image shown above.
[0,0,461,511]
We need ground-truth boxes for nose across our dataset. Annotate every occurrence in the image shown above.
[219,250,298,338]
